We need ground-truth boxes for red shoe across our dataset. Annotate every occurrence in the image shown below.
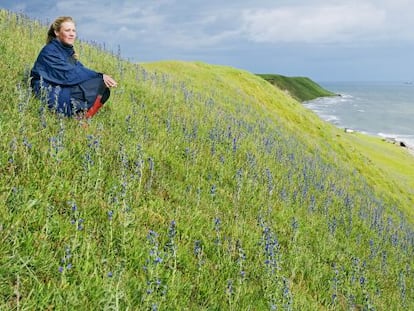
[85,95,103,118]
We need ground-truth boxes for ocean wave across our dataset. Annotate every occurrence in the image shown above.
[378,132,414,149]
[304,94,354,109]
[339,93,353,99]
[321,114,340,123]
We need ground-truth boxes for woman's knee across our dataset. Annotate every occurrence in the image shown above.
[101,88,110,104]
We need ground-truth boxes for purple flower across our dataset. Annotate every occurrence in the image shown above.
[108,210,114,221]
[194,240,202,256]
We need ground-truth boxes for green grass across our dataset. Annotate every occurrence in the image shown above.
[256,73,337,102]
[1,10,414,310]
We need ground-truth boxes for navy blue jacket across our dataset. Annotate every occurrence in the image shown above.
[30,38,102,116]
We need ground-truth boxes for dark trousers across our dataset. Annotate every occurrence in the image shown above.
[70,77,110,113]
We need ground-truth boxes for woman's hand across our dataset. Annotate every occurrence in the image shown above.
[103,74,118,88]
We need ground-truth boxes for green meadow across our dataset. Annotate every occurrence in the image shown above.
[1,10,413,310]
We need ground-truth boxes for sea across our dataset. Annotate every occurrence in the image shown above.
[303,81,414,149]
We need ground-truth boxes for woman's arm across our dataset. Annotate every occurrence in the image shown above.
[37,50,100,86]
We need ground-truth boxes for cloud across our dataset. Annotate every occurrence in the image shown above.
[6,0,410,51]
[45,1,167,48]
[55,1,243,51]
[240,3,387,44]
[4,0,414,59]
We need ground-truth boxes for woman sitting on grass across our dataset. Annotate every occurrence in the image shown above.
[30,16,118,118]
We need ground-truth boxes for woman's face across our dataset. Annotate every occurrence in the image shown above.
[55,21,76,45]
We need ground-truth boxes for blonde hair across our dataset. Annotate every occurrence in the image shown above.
[47,16,78,59]
[47,16,75,44]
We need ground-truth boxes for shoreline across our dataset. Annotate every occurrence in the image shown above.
[343,127,414,156]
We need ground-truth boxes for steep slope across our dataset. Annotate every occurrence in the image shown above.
[144,60,414,217]
[1,10,413,310]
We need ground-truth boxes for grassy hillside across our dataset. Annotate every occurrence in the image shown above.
[1,10,414,310]
[256,74,337,102]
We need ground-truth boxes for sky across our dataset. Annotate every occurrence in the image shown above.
[2,0,414,82]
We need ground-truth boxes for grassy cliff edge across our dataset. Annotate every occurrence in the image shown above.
[257,73,337,102]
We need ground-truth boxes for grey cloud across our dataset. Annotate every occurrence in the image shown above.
[240,3,387,44]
